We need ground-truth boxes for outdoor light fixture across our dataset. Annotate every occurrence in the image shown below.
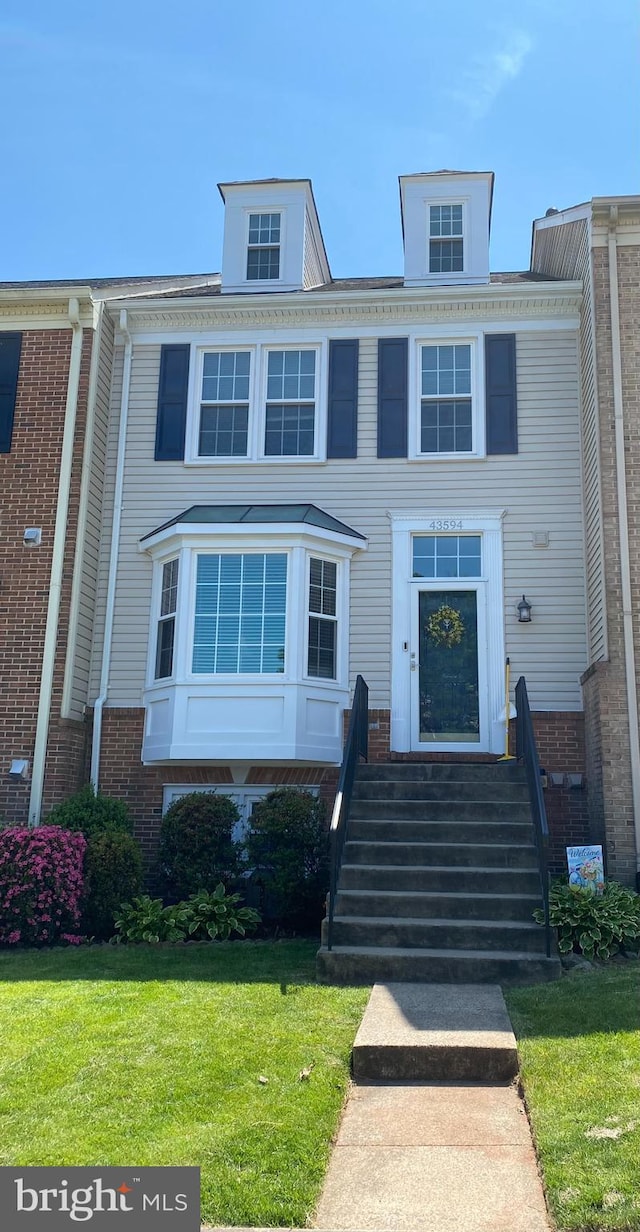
[517,594,532,622]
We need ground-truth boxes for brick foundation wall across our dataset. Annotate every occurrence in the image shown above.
[97,708,335,873]
[0,328,92,825]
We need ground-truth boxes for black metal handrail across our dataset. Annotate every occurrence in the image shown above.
[515,675,552,958]
[327,675,368,951]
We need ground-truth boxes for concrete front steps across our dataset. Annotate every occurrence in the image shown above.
[317,761,560,986]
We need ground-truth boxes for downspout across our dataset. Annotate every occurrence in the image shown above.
[61,299,104,717]
[607,206,640,874]
[28,299,84,824]
[90,309,132,789]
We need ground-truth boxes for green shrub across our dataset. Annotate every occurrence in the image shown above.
[535,879,640,960]
[83,831,143,940]
[184,885,261,940]
[45,786,141,940]
[113,896,190,943]
[159,792,240,899]
[245,788,328,931]
[113,887,261,944]
[45,785,133,838]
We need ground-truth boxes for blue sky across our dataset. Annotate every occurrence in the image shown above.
[1,0,637,281]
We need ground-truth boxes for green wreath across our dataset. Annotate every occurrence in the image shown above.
[426,603,465,648]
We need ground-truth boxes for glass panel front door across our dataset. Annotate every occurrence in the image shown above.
[418,589,480,743]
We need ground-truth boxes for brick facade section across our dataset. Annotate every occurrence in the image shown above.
[96,708,335,872]
[0,328,93,825]
[583,241,640,884]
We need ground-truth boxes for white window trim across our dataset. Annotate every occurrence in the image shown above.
[143,526,359,694]
[185,339,328,465]
[427,200,466,276]
[408,333,485,461]
[244,207,286,287]
[424,197,469,282]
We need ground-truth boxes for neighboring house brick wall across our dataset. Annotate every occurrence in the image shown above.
[0,328,93,824]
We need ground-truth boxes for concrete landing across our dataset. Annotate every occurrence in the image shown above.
[313,1081,550,1232]
[352,982,518,1081]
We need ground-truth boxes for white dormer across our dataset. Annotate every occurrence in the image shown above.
[399,171,494,287]
[218,178,331,294]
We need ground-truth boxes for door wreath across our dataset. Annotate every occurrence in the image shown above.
[425,603,465,648]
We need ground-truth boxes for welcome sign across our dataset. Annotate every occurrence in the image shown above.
[566,845,605,895]
[0,1167,200,1229]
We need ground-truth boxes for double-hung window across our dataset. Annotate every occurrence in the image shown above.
[191,343,321,462]
[199,351,250,457]
[307,558,337,679]
[420,343,473,455]
[246,212,281,281]
[155,558,179,679]
[265,350,316,456]
[429,203,464,273]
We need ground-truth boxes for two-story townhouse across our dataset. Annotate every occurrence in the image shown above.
[0,273,220,829]
[533,196,640,887]
[85,171,593,890]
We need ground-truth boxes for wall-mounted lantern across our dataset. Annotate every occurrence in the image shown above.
[517,594,532,623]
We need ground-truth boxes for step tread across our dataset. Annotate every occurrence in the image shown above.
[337,888,540,901]
[345,841,537,851]
[321,944,554,961]
[340,862,540,873]
[331,914,542,931]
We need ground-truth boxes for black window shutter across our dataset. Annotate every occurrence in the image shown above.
[154,344,190,461]
[377,338,408,458]
[485,334,518,454]
[0,332,23,454]
[327,339,359,458]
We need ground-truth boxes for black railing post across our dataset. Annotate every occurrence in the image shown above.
[327,675,369,951]
[515,675,552,958]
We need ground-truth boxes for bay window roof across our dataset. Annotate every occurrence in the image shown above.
[140,503,366,543]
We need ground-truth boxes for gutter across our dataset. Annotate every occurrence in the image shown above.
[607,206,640,874]
[90,309,132,788]
[28,299,84,824]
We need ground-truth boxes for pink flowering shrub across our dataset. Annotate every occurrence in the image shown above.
[0,827,86,946]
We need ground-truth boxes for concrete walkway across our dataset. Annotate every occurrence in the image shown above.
[313,983,551,1232]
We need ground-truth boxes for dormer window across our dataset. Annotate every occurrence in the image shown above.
[429,204,463,273]
[246,212,281,281]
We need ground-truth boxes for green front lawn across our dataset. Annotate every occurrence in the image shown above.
[506,965,640,1232]
[0,942,368,1228]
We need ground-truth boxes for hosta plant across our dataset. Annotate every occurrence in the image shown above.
[184,885,261,940]
[535,879,640,960]
[113,896,190,943]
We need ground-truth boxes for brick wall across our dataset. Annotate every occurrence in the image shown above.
[0,328,92,824]
[585,240,640,884]
[97,708,334,872]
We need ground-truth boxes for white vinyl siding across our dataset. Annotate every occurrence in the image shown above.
[91,327,587,714]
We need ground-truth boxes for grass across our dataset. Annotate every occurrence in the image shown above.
[0,941,369,1228]
[505,964,640,1232]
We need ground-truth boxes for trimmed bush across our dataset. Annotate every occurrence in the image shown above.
[0,826,86,946]
[159,791,240,899]
[245,788,328,931]
[45,784,133,838]
[535,879,640,960]
[83,831,143,940]
[45,785,141,940]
